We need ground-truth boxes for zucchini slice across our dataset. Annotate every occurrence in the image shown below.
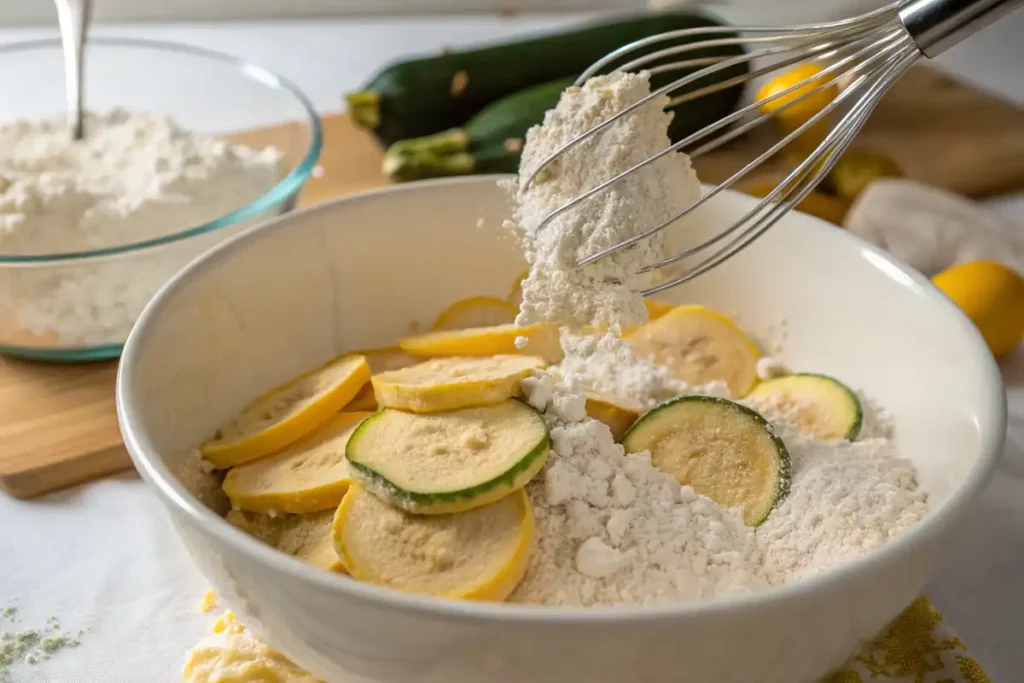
[626,305,761,397]
[584,391,645,441]
[372,355,546,413]
[747,373,863,440]
[202,354,371,469]
[623,396,791,526]
[431,296,519,331]
[221,411,371,514]
[346,399,549,514]
[399,323,563,363]
[227,508,344,573]
[332,485,534,601]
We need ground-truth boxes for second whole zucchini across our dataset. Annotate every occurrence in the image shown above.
[347,11,743,146]
[383,54,748,183]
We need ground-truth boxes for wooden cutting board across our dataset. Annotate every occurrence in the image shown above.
[1,65,1022,499]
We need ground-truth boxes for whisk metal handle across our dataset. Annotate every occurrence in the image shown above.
[898,0,1023,57]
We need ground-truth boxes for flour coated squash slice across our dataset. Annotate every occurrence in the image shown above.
[623,395,790,526]
[507,269,529,307]
[344,383,379,412]
[584,391,645,441]
[222,411,372,513]
[332,485,533,600]
[431,296,519,331]
[202,354,372,468]
[346,399,549,514]
[372,355,546,413]
[349,346,420,374]
[399,323,562,363]
[748,373,862,440]
[626,305,760,397]
[226,508,345,573]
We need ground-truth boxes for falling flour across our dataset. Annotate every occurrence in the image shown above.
[506,71,702,331]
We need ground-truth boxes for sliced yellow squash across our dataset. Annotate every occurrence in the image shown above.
[222,411,371,513]
[399,323,563,363]
[202,354,372,468]
[226,508,344,573]
[372,355,546,413]
[351,346,419,374]
[626,305,760,397]
[747,373,862,440]
[623,396,790,526]
[332,484,533,601]
[344,383,378,412]
[346,399,549,514]
[432,296,519,331]
[507,269,529,307]
[584,391,645,441]
[644,300,676,321]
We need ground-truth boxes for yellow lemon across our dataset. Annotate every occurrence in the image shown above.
[756,63,838,153]
[932,261,1024,357]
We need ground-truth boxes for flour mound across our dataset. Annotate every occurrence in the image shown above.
[507,72,701,331]
[555,331,727,407]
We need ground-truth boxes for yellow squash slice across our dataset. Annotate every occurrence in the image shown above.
[346,399,549,515]
[584,391,645,441]
[623,396,791,526]
[222,411,372,514]
[344,383,378,412]
[227,508,344,573]
[373,355,546,413]
[332,485,534,601]
[626,305,760,397]
[399,323,562,363]
[202,354,372,468]
[747,373,863,440]
[432,296,519,331]
[644,300,676,321]
[507,269,529,307]
[351,346,419,374]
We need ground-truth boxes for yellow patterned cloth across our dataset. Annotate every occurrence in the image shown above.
[824,597,991,683]
[184,597,990,683]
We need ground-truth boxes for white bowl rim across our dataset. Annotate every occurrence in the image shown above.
[117,175,1007,624]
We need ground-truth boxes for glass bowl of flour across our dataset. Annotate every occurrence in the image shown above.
[0,38,322,361]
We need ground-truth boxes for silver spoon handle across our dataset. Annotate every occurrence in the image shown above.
[54,0,91,140]
[898,0,1024,58]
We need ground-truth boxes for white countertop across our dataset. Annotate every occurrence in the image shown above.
[1,11,1023,683]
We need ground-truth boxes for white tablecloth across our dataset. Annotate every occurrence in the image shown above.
[2,12,1024,683]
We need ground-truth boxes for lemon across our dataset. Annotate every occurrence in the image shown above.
[933,261,1024,357]
[756,63,838,154]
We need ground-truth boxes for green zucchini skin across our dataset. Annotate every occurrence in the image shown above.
[348,11,739,146]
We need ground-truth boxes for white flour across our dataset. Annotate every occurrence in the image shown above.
[554,330,727,407]
[0,109,283,347]
[511,369,929,607]
[505,72,928,607]
[506,71,701,331]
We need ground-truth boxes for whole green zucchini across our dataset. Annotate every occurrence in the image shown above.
[383,77,576,181]
[382,58,748,182]
[347,11,737,146]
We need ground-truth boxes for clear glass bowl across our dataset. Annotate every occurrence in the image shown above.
[0,38,322,361]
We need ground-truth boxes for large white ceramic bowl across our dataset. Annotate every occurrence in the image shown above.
[116,176,1005,683]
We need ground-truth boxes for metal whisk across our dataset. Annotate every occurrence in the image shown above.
[525,0,1022,296]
